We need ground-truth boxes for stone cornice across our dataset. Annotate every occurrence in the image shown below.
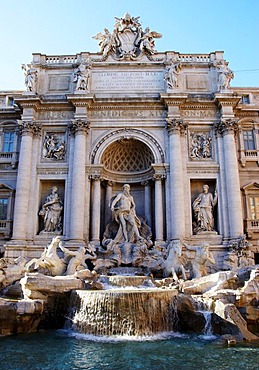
[160,93,188,107]
[214,93,241,109]
[66,94,95,108]
[15,96,42,111]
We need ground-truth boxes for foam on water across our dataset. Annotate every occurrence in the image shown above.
[60,329,189,343]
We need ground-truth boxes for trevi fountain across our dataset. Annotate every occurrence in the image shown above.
[0,12,258,370]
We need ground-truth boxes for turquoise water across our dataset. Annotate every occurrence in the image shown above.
[0,330,258,370]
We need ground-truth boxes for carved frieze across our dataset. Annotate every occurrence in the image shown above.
[181,109,218,118]
[189,132,212,160]
[42,133,66,161]
[89,109,167,119]
[38,111,74,120]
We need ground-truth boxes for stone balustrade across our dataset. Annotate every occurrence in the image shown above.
[245,219,259,238]
[239,149,259,167]
[178,54,211,63]
[0,220,12,238]
[45,55,78,64]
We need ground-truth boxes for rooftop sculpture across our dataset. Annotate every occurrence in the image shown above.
[93,13,162,60]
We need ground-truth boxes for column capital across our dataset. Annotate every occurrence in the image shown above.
[141,180,151,187]
[106,180,116,187]
[18,120,41,136]
[70,119,90,135]
[214,118,238,136]
[153,173,166,181]
[166,117,187,135]
[89,165,104,181]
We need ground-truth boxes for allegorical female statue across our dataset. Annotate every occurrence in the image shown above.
[192,184,217,233]
[39,186,63,233]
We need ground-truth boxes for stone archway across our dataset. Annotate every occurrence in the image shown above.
[89,129,166,243]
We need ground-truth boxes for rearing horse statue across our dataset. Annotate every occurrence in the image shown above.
[162,240,187,282]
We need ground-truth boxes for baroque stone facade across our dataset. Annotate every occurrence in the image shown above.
[0,13,258,267]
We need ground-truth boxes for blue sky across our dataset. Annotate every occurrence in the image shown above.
[1,0,258,91]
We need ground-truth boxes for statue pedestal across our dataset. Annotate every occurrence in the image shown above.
[196,231,218,236]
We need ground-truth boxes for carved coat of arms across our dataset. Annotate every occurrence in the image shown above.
[93,13,162,60]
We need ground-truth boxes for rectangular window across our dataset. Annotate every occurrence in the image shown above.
[241,95,250,104]
[243,130,255,150]
[249,196,259,219]
[3,132,14,152]
[0,198,8,220]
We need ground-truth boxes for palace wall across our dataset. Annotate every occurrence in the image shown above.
[0,14,258,268]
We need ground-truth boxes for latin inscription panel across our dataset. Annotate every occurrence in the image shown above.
[91,71,165,92]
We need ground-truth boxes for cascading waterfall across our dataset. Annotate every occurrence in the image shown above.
[191,296,215,337]
[201,311,213,336]
[68,288,178,337]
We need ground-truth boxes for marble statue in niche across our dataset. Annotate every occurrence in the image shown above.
[192,185,217,234]
[39,186,63,233]
[110,184,143,244]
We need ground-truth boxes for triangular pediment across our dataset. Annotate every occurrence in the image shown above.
[242,182,259,192]
[0,183,14,192]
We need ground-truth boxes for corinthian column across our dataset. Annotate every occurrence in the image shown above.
[166,118,187,240]
[70,119,89,241]
[105,181,114,226]
[141,180,152,227]
[215,119,243,238]
[12,121,40,241]
[91,174,102,243]
[153,173,165,243]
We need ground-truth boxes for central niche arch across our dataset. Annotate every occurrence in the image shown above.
[91,128,164,182]
[101,138,154,173]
